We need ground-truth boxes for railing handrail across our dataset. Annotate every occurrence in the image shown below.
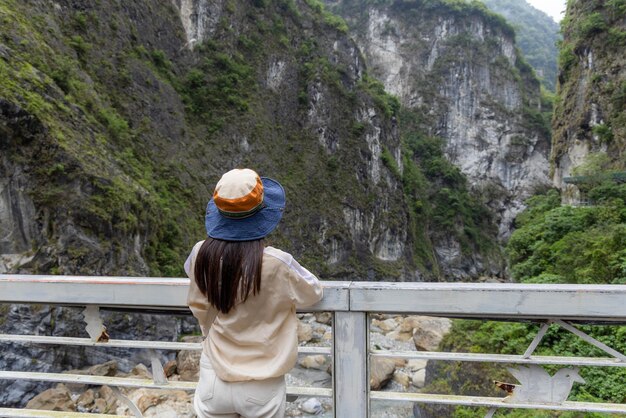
[2,274,626,321]
[1,274,626,417]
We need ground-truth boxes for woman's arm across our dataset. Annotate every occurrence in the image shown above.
[185,241,218,336]
[286,256,323,308]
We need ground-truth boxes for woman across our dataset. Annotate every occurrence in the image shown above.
[185,168,323,418]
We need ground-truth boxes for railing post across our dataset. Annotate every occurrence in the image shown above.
[333,311,368,417]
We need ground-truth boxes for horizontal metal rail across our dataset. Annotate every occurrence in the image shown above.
[350,282,626,321]
[370,349,626,367]
[3,275,626,320]
[0,275,351,312]
[0,409,126,418]
[370,392,626,414]
[0,334,331,355]
[0,371,333,398]
[2,275,626,416]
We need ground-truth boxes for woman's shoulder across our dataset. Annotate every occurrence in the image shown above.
[263,246,294,266]
[191,240,205,254]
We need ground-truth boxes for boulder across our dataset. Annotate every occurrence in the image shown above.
[163,359,177,377]
[26,384,76,411]
[128,388,195,417]
[92,398,108,413]
[66,360,118,376]
[76,389,95,410]
[299,397,323,414]
[412,317,451,351]
[369,357,396,390]
[393,370,410,388]
[96,385,119,413]
[297,322,313,343]
[412,369,426,388]
[371,318,398,333]
[386,328,414,342]
[382,357,405,368]
[314,312,332,325]
[399,316,423,333]
[298,355,328,370]
[176,349,201,381]
[130,363,153,379]
[407,359,428,372]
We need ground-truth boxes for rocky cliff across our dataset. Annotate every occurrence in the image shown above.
[552,0,626,192]
[0,0,536,282]
[0,0,411,280]
[0,0,557,407]
[325,0,552,239]
[481,0,561,91]
[0,0,404,406]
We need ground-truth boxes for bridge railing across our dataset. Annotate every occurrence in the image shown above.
[1,275,625,417]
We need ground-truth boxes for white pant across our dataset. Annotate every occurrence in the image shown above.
[194,353,286,418]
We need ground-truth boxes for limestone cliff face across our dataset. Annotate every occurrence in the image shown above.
[326,0,552,238]
[0,0,412,281]
[0,102,38,272]
[0,0,410,404]
[552,0,626,194]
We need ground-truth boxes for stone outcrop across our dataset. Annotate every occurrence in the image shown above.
[551,1,626,196]
[326,0,552,239]
[25,384,76,412]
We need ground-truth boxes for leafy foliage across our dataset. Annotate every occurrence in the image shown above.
[426,183,626,415]
[508,189,626,284]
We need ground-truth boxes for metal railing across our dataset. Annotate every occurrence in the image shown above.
[1,275,626,417]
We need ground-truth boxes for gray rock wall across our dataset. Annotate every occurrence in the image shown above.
[327,1,552,238]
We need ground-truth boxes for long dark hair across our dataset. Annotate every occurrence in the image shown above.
[194,238,264,314]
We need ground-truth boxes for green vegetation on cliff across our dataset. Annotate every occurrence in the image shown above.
[0,0,200,276]
[508,189,626,285]
[399,111,498,273]
[424,184,626,416]
[553,0,626,172]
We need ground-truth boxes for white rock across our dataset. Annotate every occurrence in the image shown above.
[392,370,410,388]
[407,359,428,372]
[299,397,323,414]
[298,355,327,370]
[412,369,426,388]
[372,318,398,333]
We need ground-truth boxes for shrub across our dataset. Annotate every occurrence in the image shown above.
[69,35,91,60]
[578,12,607,38]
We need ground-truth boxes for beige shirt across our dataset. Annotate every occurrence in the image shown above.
[185,241,323,382]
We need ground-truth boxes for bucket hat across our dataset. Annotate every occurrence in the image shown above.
[205,168,285,241]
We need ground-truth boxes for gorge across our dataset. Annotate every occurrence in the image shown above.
[2,0,625,413]
[0,0,554,283]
